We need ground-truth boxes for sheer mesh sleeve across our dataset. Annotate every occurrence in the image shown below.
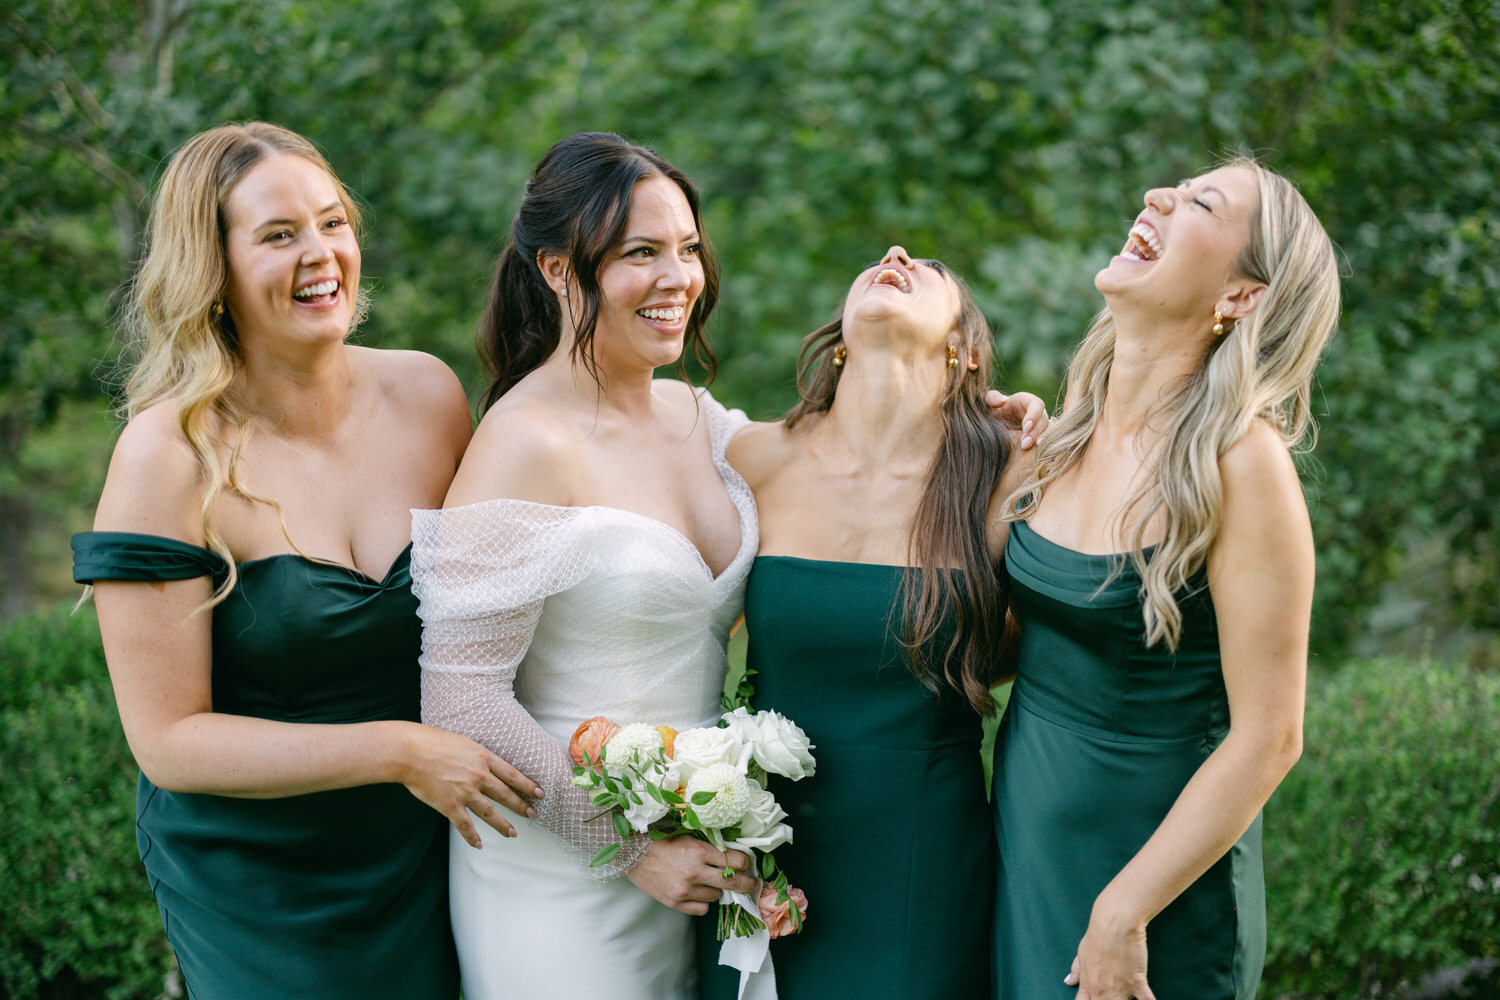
[411,501,649,879]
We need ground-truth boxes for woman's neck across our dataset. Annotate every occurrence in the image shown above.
[535,337,661,422]
[1097,307,1207,444]
[235,339,356,439]
[815,343,946,469]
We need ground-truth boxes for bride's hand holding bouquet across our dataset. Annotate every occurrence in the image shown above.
[569,707,814,940]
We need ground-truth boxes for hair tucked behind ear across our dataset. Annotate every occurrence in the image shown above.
[788,270,1014,715]
[119,121,365,608]
[478,132,719,410]
[1004,156,1342,648]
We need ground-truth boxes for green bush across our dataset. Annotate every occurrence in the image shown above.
[1263,658,1500,998]
[0,606,175,1000]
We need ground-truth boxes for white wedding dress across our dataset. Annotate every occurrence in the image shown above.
[411,390,756,1000]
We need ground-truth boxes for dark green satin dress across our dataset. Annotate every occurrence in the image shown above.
[72,531,458,1000]
[991,521,1264,999]
[698,556,994,999]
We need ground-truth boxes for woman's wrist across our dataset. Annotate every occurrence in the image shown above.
[1090,883,1151,937]
[373,719,419,786]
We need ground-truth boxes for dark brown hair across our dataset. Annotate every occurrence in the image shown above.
[786,266,1014,714]
[478,132,719,410]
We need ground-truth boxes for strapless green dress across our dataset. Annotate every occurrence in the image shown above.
[72,531,458,999]
[698,556,994,999]
[991,521,1264,999]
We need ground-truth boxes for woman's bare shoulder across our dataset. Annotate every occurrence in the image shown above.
[93,400,207,541]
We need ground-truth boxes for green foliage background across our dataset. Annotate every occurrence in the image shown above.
[4,0,1497,660]
[2,1,1498,996]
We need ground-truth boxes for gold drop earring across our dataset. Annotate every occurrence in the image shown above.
[832,344,846,368]
[1212,310,1225,336]
[946,345,959,368]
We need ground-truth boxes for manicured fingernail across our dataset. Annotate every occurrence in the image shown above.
[533,787,545,798]
[526,806,537,818]
[1022,436,1034,448]
[1023,419,1033,431]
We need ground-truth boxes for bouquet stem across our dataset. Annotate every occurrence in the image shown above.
[717,898,766,940]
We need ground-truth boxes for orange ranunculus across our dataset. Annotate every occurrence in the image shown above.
[569,716,619,768]
[656,725,678,758]
[758,883,808,938]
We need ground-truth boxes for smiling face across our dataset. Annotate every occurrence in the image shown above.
[578,174,707,373]
[1095,165,1261,321]
[842,245,962,352]
[222,153,360,354]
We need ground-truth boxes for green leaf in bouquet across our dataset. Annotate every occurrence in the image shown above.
[589,843,621,868]
[690,790,717,805]
[611,811,633,840]
[621,772,634,790]
[660,787,684,804]
[761,853,777,879]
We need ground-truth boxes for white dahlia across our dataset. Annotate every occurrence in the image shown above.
[683,762,752,829]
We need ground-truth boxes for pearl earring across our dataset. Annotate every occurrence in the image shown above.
[1212,310,1225,336]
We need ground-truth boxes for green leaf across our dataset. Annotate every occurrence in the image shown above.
[589,844,621,868]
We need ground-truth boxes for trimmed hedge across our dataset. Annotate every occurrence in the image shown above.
[3,610,1496,998]
[1262,658,1500,998]
[0,607,174,1000]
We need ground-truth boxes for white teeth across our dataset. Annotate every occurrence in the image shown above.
[873,267,912,293]
[294,279,339,299]
[638,306,685,322]
[1128,223,1163,259]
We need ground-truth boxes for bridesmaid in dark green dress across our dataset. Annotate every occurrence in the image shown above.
[698,246,1046,999]
[76,123,539,998]
[991,159,1340,1000]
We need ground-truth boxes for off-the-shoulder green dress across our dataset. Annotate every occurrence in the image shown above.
[697,556,994,999]
[990,521,1265,999]
[73,531,458,999]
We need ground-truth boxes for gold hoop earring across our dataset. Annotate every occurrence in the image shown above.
[1212,310,1225,336]
[832,344,846,368]
[946,345,959,369]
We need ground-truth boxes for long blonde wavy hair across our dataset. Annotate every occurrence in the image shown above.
[119,122,365,606]
[1006,157,1341,649]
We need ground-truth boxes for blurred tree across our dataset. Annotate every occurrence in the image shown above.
[2,0,1495,665]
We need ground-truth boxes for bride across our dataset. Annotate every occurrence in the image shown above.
[409,132,762,999]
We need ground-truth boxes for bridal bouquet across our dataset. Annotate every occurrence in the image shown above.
[569,706,814,940]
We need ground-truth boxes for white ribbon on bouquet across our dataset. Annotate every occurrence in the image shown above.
[716,885,778,1000]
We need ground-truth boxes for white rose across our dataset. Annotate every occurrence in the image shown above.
[670,725,749,785]
[733,783,792,852]
[684,762,752,829]
[621,795,670,832]
[620,759,680,833]
[726,708,816,781]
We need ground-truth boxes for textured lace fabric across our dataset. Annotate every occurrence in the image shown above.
[412,390,756,880]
